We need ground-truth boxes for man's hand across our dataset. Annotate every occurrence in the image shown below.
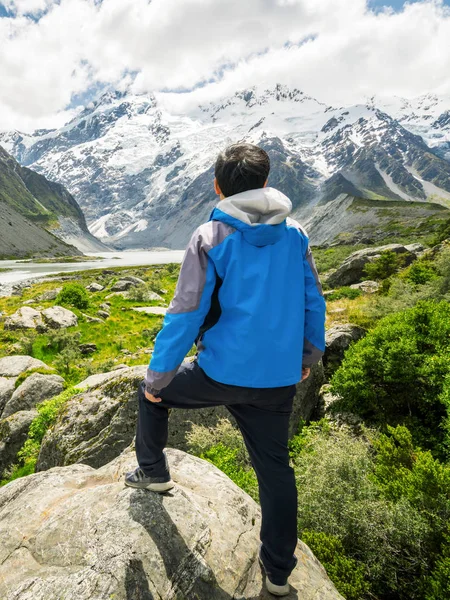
[145,389,162,403]
[301,367,311,382]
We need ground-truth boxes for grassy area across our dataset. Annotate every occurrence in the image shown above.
[0,263,181,386]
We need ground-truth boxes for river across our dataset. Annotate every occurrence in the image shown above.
[0,251,185,294]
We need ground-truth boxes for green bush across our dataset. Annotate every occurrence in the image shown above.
[330,300,450,455]
[426,534,450,600]
[301,530,369,600]
[363,250,408,280]
[291,423,450,600]
[433,217,450,245]
[326,287,362,302]
[56,283,89,309]
[402,260,438,285]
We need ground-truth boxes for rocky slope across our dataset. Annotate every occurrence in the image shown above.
[2,85,450,249]
[0,146,109,258]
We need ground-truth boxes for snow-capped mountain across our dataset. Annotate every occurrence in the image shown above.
[1,84,450,249]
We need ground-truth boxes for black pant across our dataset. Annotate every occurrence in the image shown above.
[136,360,298,583]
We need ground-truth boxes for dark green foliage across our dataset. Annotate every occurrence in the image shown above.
[326,287,362,301]
[330,301,450,455]
[426,535,450,600]
[433,216,450,245]
[291,423,450,600]
[301,531,369,600]
[363,250,408,280]
[402,259,438,285]
[56,283,89,309]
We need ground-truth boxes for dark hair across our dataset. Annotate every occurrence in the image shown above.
[214,143,270,198]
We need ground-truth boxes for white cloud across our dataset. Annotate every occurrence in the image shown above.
[0,0,449,132]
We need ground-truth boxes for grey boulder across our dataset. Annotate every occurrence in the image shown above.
[86,282,105,292]
[36,366,147,471]
[0,448,343,600]
[0,377,16,416]
[0,355,49,378]
[111,279,134,292]
[42,306,78,328]
[2,373,65,419]
[4,307,44,330]
[349,280,380,293]
[36,288,62,302]
[327,243,417,287]
[323,324,366,376]
[0,409,37,477]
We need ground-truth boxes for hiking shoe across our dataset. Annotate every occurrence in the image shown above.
[259,547,292,597]
[124,467,174,493]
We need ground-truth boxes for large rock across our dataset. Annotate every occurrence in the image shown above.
[3,307,44,330]
[327,243,417,287]
[0,355,49,378]
[37,362,325,471]
[41,306,78,328]
[2,373,65,419]
[0,448,343,600]
[111,279,135,292]
[0,377,16,416]
[86,282,104,292]
[323,324,366,377]
[36,288,62,302]
[0,409,37,477]
[36,366,147,471]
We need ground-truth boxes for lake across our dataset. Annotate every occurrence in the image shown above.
[0,251,185,292]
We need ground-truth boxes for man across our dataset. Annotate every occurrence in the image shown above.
[125,143,326,596]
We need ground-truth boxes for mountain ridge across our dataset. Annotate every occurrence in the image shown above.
[1,84,450,249]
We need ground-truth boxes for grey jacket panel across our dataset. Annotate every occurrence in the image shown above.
[168,220,236,315]
[145,367,179,394]
[287,217,325,366]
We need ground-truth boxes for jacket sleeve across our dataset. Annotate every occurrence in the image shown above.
[144,228,217,394]
[302,242,326,367]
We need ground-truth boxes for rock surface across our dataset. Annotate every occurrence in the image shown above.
[4,307,44,330]
[327,243,417,287]
[41,306,78,329]
[2,373,65,419]
[86,282,104,292]
[323,324,366,377]
[349,280,380,293]
[36,288,62,302]
[0,409,37,476]
[0,355,49,378]
[0,377,16,416]
[0,448,343,600]
[36,366,147,471]
[132,306,167,315]
[111,279,135,291]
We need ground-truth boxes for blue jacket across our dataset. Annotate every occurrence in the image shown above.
[145,187,326,392]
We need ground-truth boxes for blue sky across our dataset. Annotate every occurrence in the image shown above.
[370,0,450,9]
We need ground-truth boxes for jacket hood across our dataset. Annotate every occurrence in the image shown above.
[210,187,292,247]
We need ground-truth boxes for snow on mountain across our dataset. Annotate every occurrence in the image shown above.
[1,84,450,249]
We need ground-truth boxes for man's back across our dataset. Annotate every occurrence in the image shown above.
[149,186,325,388]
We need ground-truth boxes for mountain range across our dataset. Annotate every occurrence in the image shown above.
[0,146,108,259]
[1,84,450,249]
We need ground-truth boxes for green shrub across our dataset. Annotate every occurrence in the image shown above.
[426,534,450,600]
[433,217,450,245]
[402,260,438,285]
[0,387,79,486]
[326,287,362,302]
[330,300,450,455]
[56,283,89,309]
[363,250,408,280]
[292,423,449,600]
[301,530,369,600]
